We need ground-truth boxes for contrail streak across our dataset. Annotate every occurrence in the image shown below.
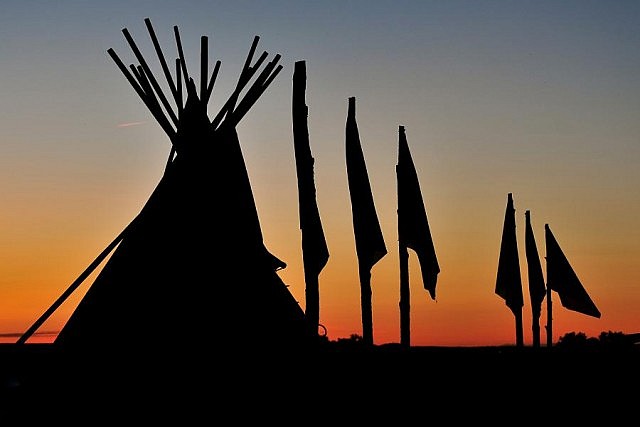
[117,121,147,128]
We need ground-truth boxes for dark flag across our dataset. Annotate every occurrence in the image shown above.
[397,125,440,299]
[292,61,329,278]
[545,224,601,318]
[495,193,524,315]
[345,96,387,345]
[525,211,546,318]
[345,97,387,272]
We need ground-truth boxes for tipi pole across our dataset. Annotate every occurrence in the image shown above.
[17,138,181,345]
[144,18,180,112]
[229,59,282,127]
[200,35,208,100]
[107,48,177,143]
[122,28,179,126]
[203,61,221,106]
[173,26,190,84]
[210,37,264,129]
[175,58,183,111]
[17,226,130,344]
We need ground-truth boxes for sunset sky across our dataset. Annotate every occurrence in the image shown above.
[1,1,638,346]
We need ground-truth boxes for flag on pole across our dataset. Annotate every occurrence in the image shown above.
[397,126,439,299]
[292,60,329,278]
[495,193,524,315]
[545,224,601,318]
[525,210,546,318]
[345,97,387,272]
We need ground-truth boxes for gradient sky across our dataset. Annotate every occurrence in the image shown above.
[1,1,638,346]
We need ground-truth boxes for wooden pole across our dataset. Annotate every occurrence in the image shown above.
[17,226,130,344]
[399,244,410,348]
[304,272,320,340]
[175,58,183,112]
[215,50,269,122]
[546,286,553,347]
[515,309,524,347]
[360,265,374,346]
[17,136,179,345]
[174,26,190,85]
[122,28,179,126]
[210,39,266,129]
[203,60,221,106]
[200,35,208,101]
[292,60,321,339]
[229,61,282,127]
[107,48,177,144]
[144,18,180,112]
[532,313,541,348]
[133,65,168,129]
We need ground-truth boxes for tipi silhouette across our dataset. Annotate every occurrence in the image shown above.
[19,19,314,357]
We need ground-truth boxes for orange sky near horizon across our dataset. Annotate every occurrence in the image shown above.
[1,1,638,347]
[1,185,635,347]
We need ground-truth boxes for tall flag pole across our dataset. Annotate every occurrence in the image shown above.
[345,96,387,346]
[292,60,329,339]
[396,126,440,347]
[524,210,546,348]
[545,224,601,345]
[495,193,524,347]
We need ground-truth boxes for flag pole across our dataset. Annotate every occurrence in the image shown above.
[359,265,374,346]
[292,60,329,340]
[546,282,553,347]
[399,244,410,347]
[524,210,545,348]
[495,193,524,348]
[544,223,555,349]
[515,310,524,347]
[396,125,440,348]
[345,96,387,348]
[544,222,602,348]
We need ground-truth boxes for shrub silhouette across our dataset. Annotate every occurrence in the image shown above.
[557,330,636,350]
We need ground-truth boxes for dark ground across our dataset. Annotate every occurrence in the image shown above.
[1,342,637,420]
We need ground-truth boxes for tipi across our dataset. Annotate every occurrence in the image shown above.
[19,19,314,356]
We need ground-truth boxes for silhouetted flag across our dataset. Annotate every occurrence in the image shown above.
[495,193,524,315]
[525,210,546,318]
[345,97,387,272]
[292,61,329,277]
[545,224,601,318]
[397,126,439,299]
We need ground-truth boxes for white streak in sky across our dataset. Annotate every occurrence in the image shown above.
[117,121,147,128]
